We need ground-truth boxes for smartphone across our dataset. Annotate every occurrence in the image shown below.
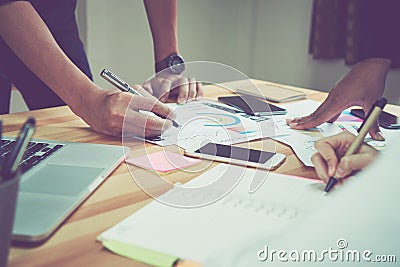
[350,108,400,129]
[218,95,287,116]
[184,143,286,170]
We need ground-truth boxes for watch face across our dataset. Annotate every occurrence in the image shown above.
[167,55,185,74]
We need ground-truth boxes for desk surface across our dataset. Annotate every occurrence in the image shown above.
[3,80,393,267]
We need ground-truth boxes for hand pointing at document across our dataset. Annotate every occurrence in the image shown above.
[286,58,391,141]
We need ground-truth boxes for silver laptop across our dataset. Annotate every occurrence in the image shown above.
[0,137,128,243]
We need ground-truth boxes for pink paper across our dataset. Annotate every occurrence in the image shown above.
[126,151,201,173]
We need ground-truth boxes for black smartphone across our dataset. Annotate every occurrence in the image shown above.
[218,95,287,116]
[350,108,400,129]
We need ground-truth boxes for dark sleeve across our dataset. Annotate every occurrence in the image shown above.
[361,0,400,67]
[0,0,28,6]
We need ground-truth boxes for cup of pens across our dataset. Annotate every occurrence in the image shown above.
[0,117,35,267]
[0,170,20,267]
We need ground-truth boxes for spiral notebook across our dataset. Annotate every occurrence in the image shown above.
[98,164,330,263]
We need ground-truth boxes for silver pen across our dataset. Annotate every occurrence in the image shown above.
[100,69,179,128]
[101,69,142,96]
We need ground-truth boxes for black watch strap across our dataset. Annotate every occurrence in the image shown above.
[155,53,185,74]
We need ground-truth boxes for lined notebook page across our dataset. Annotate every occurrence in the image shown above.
[98,164,330,262]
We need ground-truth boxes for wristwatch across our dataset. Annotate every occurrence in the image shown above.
[155,53,185,75]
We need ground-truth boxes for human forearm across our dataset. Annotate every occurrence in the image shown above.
[286,57,391,140]
[0,1,97,115]
[143,0,178,62]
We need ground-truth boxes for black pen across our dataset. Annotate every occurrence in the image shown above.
[100,69,179,128]
[324,98,387,193]
[1,117,36,180]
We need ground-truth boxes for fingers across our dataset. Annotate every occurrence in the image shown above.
[188,77,197,100]
[195,81,204,99]
[362,104,385,141]
[176,77,189,104]
[286,103,342,130]
[334,152,378,179]
[312,132,379,182]
[313,134,350,177]
[159,79,171,102]
[144,74,202,103]
[125,109,171,137]
[368,123,385,141]
[124,120,165,137]
[131,95,176,120]
[311,152,330,182]
[134,84,154,98]
[141,82,153,95]
[286,87,348,129]
[88,91,171,137]
[174,77,200,104]
[312,132,356,180]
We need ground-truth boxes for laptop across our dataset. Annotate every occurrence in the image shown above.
[0,137,128,243]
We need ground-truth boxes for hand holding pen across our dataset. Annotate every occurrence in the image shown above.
[312,131,379,186]
[101,69,179,128]
[311,98,386,192]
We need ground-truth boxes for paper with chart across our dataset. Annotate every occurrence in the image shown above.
[334,118,400,149]
[98,164,329,262]
[271,100,341,166]
[271,100,400,166]
[143,100,279,151]
[274,122,341,166]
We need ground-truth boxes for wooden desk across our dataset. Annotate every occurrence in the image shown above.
[2,80,387,267]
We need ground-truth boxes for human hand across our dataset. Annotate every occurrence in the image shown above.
[142,72,204,104]
[286,58,391,140]
[311,132,379,183]
[79,86,176,137]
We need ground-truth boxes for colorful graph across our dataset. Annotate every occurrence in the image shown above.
[197,113,241,127]
[335,122,359,134]
[336,111,363,122]
[228,126,257,135]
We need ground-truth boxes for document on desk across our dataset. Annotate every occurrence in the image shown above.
[271,100,400,166]
[98,164,329,263]
[271,100,341,166]
[274,122,342,166]
[141,100,278,151]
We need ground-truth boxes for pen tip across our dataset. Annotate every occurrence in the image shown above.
[324,177,338,193]
[172,120,180,128]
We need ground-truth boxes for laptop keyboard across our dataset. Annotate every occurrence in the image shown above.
[0,139,64,174]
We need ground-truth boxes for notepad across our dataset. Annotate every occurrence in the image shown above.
[126,151,201,173]
[234,83,306,103]
[98,164,329,263]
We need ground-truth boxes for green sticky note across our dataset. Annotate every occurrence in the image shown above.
[103,239,179,267]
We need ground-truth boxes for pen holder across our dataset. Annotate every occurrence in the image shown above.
[0,172,20,267]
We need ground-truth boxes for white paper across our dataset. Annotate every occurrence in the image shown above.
[142,100,277,151]
[205,137,400,267]
[271,100,400,166]
[98,164,328,262]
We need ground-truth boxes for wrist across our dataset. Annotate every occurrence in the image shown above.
[69,84,103,119]
[154,47,178,63]
[155,52,185,74]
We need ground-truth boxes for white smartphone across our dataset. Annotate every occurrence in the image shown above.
[184,143,286,171]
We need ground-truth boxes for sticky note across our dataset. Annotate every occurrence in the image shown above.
[126,151,201,173]
[103,239,178,267]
